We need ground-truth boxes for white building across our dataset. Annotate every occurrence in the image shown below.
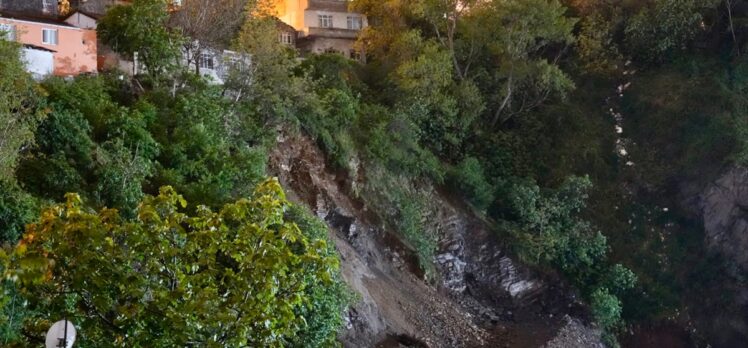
[21,44,54,79]
[275,0,366,60]
[183,47,250,85]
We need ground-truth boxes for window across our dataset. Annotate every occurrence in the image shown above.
[199,52,214,70]
[347,16,362,30]
[318,15,333,28]
[279,32,293,45]
[0,24,15,41]
[42,28,58,45]
[349,49,361,61]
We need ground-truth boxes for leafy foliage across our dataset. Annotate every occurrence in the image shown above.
[284,205,353,347]
[448,157,493,212]
[146,85,266,209]
[9,180,340,347]
[98,0,184,78]
[0,182,37,244]
[0,39,45,181]
[18,77,158,217]
[625,0,718,63]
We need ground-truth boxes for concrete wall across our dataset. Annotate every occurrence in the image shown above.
[21,46,53,78]
[298,36,357,57]
[0,17,97,76]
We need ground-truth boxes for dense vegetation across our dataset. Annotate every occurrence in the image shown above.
[2,0,748,346]
[0,1,350,346]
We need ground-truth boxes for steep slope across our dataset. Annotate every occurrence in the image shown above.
[269,129,604,347]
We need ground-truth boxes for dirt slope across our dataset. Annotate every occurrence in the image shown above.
[269,129,603,347]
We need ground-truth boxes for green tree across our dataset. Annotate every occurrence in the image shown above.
[506,176,607,269]
[625,0,718,63]
[18,77,159,217]
[463,0,577,126]
[590,287,623,330]
[231,0,300,111]
[9,179,340,347]
[98,0,184,79]
[0,38,45,181]
[147,85,266,209]
[0,182,37,244]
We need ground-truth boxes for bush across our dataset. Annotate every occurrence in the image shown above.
[397,193,437,276]
[590,287,623,330]
[449,157,494,212]
[0,181,37,243]
[357,104,445,182]
[625,0,717,63]
[285,205,353,347]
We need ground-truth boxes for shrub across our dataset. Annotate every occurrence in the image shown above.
[449,157,494,211]
[285,205,353,347]
[0,181,37,243]
[590,287,623,330]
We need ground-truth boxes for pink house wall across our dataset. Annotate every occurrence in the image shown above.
[0,17,97,76]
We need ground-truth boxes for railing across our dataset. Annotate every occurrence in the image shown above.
[306,27,359,39]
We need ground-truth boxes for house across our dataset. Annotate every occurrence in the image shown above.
[277,19,297,48]
[0,11,97,77]
[61,10,127,73]
[184,47,249,85]
[275,0,366,60]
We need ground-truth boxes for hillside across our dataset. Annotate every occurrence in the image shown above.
[1,0,748,347]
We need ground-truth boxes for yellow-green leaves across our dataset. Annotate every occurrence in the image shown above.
[6,179,341,347]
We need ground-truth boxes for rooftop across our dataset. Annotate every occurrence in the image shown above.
[0,10,77,28]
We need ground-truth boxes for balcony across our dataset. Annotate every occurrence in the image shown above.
[306,27,359,39]
[307,0,349,12]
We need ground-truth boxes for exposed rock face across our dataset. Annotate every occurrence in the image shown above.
[684,166,748,347]
[543,316,604,348]
[699,166,748,270]
[269,130,601,347]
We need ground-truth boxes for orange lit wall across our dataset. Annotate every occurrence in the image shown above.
[0,17,97,76]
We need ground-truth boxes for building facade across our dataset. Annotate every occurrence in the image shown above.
[275,0,365,60]
[0,12,97,76]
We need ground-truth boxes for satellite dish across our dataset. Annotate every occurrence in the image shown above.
[45,320,76,348]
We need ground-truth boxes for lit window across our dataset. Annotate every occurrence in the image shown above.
[42,28,58,45]
[347,16,362,30]
[318,15,333,28]
[0,24,15,41]
[199,52,214,70]
[279,32,293,45]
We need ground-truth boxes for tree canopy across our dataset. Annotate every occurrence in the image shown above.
[6,180,340,347]
[0,39,45,181]
[98,0,184,78]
